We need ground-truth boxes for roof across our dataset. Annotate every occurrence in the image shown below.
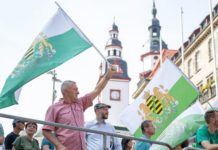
[107,58,131,80]
[105,38,122,48]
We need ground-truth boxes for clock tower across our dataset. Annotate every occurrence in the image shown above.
[99,21,131,126]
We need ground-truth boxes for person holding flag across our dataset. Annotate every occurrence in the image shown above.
[0,1,115,149]
[42,66,114,150]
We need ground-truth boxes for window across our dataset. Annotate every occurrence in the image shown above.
[195,51,200,73]
[198,82,204,103]
[207,75,216,98]
[113,49,117,56]
[203,90,209,102]
[153,32,157,36]
[187,59,192,77]
[200,74,216,104]
[113,64,123,74]
[208,38,213,61]
[108,51,110,56]
[152,41,159,46]
[197,83,203,92]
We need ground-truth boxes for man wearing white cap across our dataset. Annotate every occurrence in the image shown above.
[85,103,122,150]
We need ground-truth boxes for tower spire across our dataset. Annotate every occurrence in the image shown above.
[148,0,168,52]
[105,21,122,58]
[152,0,157,18]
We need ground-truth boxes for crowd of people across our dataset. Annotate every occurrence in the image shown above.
[0,66,135,150]
[0,65,218,150]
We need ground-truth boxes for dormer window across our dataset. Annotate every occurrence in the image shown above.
[203,20,208,28]
[192,34,195,41]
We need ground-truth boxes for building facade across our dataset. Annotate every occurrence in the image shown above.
[172,3,218,108]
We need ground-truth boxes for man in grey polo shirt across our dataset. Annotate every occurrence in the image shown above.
[85,103,122,150]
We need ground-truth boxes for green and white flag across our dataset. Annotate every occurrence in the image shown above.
[120,59,199,139]
[0,8,92,108]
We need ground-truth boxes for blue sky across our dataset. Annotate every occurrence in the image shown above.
[0,0,218,134]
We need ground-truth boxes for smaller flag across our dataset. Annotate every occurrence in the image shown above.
[120,59,199,139]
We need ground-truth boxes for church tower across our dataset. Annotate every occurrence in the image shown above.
[141,0,168,72]
[100,21,131,126]
[132,1,176,99]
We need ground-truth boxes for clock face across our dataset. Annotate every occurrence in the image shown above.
[110,90,120,100]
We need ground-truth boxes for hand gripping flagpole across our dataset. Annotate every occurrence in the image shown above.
[54,1,110,68]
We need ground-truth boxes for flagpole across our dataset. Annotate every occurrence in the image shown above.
[180,7,185,72]
[159,31,162,66]
[54,1,110,65]
[207,101,215,110]
[209,0,218,100]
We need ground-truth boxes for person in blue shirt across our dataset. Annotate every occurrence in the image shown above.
[41,137,54,150]
[134,120,155,150]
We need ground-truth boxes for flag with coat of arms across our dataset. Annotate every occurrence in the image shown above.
[0,7,92,109]
[120,59,199,139]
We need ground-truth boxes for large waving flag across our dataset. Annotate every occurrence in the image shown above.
[120,59,199,139]
[0,7,92,108]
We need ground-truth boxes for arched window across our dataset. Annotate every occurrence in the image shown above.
[113,49,117,56]
[195,51,200,73]
[187,59,192,77]
[208,38,213,60]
